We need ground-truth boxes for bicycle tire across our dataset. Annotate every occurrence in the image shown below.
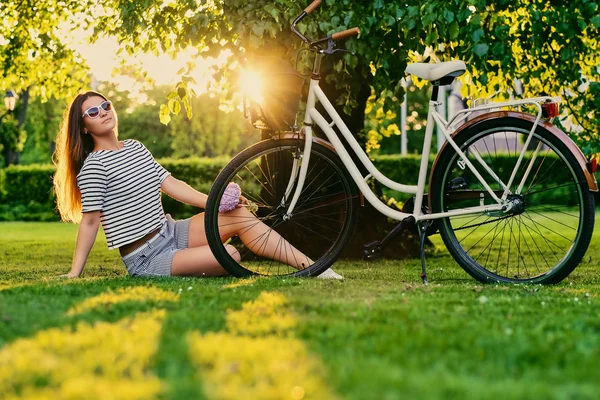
[204,138,360,277]
[429,117,595,284]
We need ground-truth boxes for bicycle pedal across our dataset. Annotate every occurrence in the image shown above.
[447,177,469,190]
[363,241,382,261]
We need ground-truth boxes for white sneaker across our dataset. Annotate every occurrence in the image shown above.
[316,268,344,280]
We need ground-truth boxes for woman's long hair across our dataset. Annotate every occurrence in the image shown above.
[53,91,111,223]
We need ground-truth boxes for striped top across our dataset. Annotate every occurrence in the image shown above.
[76,139,170,250]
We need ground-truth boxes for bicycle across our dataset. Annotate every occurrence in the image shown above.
[204,0,598,284]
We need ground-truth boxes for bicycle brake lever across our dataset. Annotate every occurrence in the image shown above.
[321,37,336,55]
[332,49,355,56]
[321,38,355,55]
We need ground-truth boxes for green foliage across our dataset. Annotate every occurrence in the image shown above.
[2,155,426,220]
[101,83,255,159]
[17,82,258,166]
[450,1,600,156]
[3,164,56,205]
[364,89,401,154]
[20,96,66,165]
[103,83,176,159]
[373,154,425,186]
[0,157,232,220]
[168,93,255,158]
[0,202,58,222]
[0,1,90,100]
[2,152,582,220]
[2,1,599,158]
[90,0,600,157]
[365,82,432,156]
[0,114,27,165]
[0,164,59,221]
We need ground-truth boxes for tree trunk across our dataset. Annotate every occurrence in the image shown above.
[17,87,30,128]
[4,87,30,166]
[3,150,20,166]
[317,62,422,260]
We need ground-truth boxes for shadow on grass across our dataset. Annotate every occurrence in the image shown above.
[0,274,315,399]
[0,276,302,345]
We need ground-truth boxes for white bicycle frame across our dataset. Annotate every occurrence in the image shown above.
[281,70,558,223]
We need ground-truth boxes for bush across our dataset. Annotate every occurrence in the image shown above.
[0,202,59,222]
[0,153,593,221]
[0,157,231,221]
[3,164,56,205]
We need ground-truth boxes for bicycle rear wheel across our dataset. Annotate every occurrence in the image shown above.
[204,138,360,277]
[429,117,595,284]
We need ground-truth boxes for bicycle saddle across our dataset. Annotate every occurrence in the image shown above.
[405,61,466,82]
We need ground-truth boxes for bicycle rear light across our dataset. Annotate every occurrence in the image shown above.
[588,157,597,173]
[542,101,559,118]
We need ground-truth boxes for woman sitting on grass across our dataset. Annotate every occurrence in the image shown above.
[53,91,341,279]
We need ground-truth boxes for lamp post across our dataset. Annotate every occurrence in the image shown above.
[2,90,19,165]
[4,90,16,112]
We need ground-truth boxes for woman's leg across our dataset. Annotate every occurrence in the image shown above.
[171,244,239,277]
[172,208,340,279]
[187,208,312,268]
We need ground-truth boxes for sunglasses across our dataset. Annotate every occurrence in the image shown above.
[83,100,113,119]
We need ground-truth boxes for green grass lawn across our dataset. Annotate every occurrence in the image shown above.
[1,213,600,399]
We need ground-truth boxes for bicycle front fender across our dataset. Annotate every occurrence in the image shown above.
[276,131,337,154]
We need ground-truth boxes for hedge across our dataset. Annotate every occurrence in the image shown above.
[0,157,231,221]
[0,152,593,221]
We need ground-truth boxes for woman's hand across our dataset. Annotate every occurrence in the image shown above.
[238,195,258,213]
[237,195,249,207]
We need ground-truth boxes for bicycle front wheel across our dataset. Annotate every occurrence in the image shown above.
[429,117,595,284]
[204,138,360,277]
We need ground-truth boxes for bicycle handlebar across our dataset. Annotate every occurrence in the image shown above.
[304,0,321,14]
[331,27,360,40]
[292,2,360,50]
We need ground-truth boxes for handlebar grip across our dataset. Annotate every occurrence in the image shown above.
[304,0,321,14]
[331,27,360,40]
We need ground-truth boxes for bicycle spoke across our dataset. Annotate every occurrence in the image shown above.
[457,216,493,245]
[290,218,338,243]
[472,217,506,264]
[525,181,581,196]
[527,209,577,231]
[521,212,569,254]
[524,157,560,193]
[524,147,550,194]
[494,215,508,275]
[518,215,546,273]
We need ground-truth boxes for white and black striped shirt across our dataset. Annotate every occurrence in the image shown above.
[76,139,170,249]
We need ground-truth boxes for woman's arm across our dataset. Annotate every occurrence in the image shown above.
[64,211,102,278]
[161,175,208,209]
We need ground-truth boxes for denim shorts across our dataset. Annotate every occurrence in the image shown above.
[121,214,191,277]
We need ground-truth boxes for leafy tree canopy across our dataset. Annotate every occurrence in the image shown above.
[90,0,599,154]
[0,0,90,100]
[2,1,599,155]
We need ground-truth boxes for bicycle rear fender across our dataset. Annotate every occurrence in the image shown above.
[428,111,598,207]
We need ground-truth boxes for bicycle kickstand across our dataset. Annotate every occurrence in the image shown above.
[417,221,433,285]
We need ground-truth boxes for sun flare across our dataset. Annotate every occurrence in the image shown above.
[239,69,264,105]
